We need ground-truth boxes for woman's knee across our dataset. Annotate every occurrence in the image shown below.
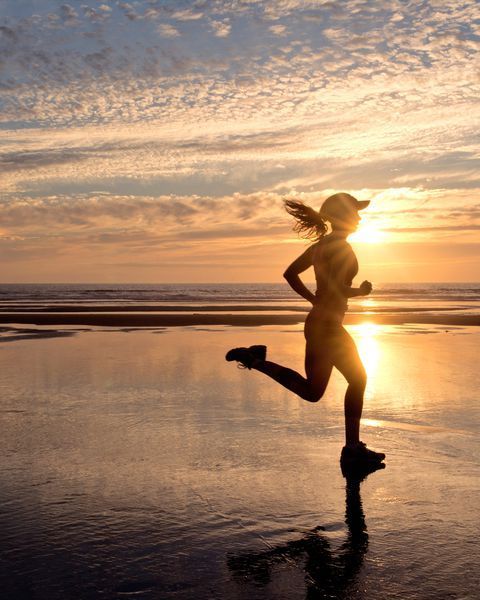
[347,367,367,391]
[304,349,333,402]
[304,380,328,403]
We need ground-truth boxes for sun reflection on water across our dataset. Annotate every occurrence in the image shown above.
[357,296,378,313]
[350,322,381,378]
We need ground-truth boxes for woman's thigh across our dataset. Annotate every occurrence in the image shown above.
[305,322,365,387]
[304,322,335,393]
[330,327,366,385]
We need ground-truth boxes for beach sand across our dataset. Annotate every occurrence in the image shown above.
[1,310,479,327]
[0,324,479,599]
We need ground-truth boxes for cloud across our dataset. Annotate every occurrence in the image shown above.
[118,2,140,21]
[209,19,231,38]
[2,186,478,249]
[0,192,283,237]
[269,24,288,35]
[82,5,112,23]
[1,118,478,210]
[59,4,79,26]
[171,9,204,22]
[157,23,181,38]
[1,0,478,138]
[383,225,480,233]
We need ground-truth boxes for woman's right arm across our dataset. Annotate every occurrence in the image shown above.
[283,245,318,304]
[329,244,372,298]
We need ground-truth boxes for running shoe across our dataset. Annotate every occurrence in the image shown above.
[340,441,386,464]
[225,344,267,369]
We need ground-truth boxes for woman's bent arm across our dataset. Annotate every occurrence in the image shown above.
[284,273,317,304]
[342,281,372,298]
[283,246,317,304]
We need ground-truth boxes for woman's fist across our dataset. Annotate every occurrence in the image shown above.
[359,280,372,296]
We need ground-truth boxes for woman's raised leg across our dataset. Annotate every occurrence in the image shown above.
[245,335,333,403]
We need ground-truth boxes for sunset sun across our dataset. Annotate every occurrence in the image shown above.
[350,223,387,244]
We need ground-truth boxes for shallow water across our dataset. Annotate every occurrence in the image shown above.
[0,325,479,599]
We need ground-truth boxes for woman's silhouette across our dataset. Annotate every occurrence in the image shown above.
[226,193,385,462]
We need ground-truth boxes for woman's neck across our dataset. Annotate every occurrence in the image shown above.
[330,229,350,240]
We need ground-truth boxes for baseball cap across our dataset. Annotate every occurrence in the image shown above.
[319,193,370,220]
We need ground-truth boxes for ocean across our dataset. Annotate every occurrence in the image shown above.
[1,282,479,314]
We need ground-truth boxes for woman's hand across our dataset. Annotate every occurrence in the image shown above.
[359,280,373,296]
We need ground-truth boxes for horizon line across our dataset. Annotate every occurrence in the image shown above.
[0,281,479,286]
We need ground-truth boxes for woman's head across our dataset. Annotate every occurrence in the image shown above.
[320,193,369,233]
[285,193,369,240]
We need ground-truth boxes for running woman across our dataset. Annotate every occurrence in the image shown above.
[226,193,385,464]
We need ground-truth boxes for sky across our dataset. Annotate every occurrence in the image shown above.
[1,0,479,283]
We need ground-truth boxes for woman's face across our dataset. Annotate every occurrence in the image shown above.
[330,210,361,233]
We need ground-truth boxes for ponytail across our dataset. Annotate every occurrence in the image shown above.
[284,199,327,241]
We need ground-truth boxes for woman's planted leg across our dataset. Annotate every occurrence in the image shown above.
[332,328,385,461]
[343,377,365,446]
[330,328,366,446]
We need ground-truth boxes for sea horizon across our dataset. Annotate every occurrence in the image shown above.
[1,280,479,284]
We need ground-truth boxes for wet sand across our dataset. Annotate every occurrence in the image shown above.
[0,310,479,327]
[0,325,479,599]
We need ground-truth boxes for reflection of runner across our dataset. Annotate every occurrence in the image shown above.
[226,193,385,463]
[227,461,385,596]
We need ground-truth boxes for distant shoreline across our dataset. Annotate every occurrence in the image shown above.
[0,304,464,313]
[0,312,479,327]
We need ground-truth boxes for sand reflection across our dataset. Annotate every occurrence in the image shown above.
[228,463,385,597]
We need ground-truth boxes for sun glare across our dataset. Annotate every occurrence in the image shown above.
[349,223,386,244]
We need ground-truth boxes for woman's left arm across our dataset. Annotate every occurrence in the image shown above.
[283,245,318,304]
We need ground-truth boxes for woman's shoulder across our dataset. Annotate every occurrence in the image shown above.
[310,236,348,263]
[310,238,329,260]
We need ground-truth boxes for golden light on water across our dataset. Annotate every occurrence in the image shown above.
[358,297,378,313]
[352,322,382,377]
[362,418,448,433]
